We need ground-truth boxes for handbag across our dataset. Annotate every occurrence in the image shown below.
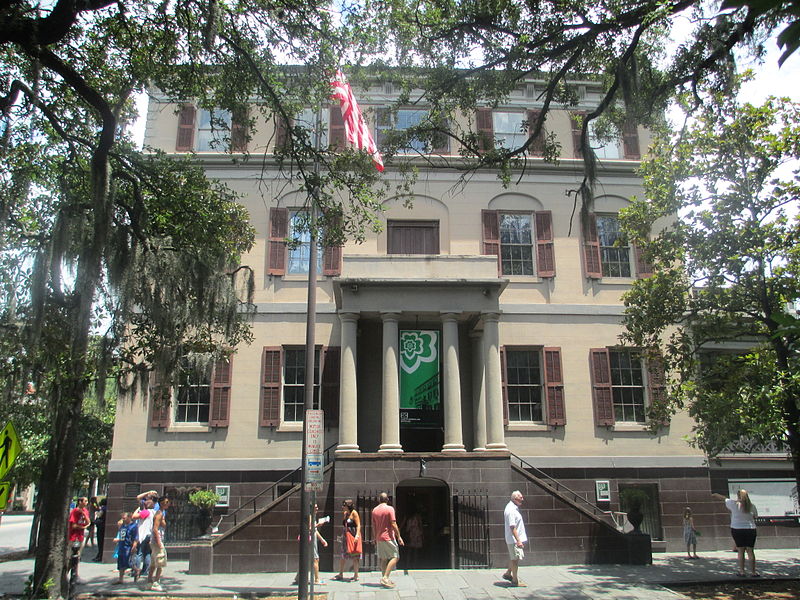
[345,530,362,555]
[155,548,168,568]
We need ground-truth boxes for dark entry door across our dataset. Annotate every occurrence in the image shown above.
[395,478,451,569]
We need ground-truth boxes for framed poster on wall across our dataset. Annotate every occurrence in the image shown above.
[595,480,611,502]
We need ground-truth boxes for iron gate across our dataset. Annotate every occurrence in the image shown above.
[452,489,490,568]
[356,491,391,572]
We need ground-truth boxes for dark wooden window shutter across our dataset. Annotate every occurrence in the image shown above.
[274,114,292,152]
[209,357,233,427]
[322,214,343,276]
[388,220,439,255]
[268,207,288,276]
[590,348,615,426]
[231,109,248,152]
[476,108,493,152]
[647,353,669,426]
[582,212,603,279]
[375,107,391,148]
[176,105,196,152]
[329,105,346,150]
[622,120,641,160]
[527,110,545,156]
[321,346,341,427]
[481,209,500,274]
[534,211,555,278]
[260,347,282,427]
[500,346,509,425]
[149,370,171,428]
[634,243,653,279]
[543,347,566,426]
[570,112,585,158]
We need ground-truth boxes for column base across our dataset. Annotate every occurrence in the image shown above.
[335,445,360,454]
[378,444,403,453]
[485,442,509,451]
[472,447,487,452]
[442,444,466,452]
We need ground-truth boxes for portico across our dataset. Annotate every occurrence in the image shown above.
[332,254,508,455]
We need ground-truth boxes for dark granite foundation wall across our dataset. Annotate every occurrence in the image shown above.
[105,460,799,570]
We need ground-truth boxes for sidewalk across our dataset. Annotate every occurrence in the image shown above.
[1,549,799,599]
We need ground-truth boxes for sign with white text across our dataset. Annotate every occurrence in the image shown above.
[304,410,324,491]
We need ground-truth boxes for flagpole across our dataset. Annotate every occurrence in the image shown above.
[298,90,324,600]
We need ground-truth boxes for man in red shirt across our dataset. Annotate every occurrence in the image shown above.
[371,492,404,588]
[67,497,90,583]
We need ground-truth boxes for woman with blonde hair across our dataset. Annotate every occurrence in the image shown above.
[712,490,758,577]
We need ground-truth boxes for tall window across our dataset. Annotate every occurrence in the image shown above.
[588,121,621,159]
[493,112,527,150]
[283,347,320,422]
[499,213,534,275]
[287,210,324,275]
[175,361,212,423]
[376,108,429,153]
[295,108,329,148]
[596,215,631,277]
[196,109,232,152]
[609,350,645,422]
[505,349,543,422]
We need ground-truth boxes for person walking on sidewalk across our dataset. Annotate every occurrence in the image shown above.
[501,490,528,587]
[683,507,699,559]
[67,497,91,584]
[372,492,404,588]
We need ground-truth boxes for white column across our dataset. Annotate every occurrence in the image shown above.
[483,312,508,451]
[379,312,403,453]
[441,313,465,452]
[470,330,487,452]
[337,312,360,453]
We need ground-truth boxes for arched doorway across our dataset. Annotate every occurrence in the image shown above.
[395,478,451,569]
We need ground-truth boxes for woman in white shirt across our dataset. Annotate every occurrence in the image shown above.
[712,490,758,577]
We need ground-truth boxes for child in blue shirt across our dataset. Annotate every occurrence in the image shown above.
[113,513,137,584]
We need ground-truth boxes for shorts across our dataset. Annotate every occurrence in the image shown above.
[507,543,525,562]
[376,540,399,561]
[731,528,757,548]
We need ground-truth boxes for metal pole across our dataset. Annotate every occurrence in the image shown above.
[298,101,323,600]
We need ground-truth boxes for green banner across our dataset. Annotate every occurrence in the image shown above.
[399,330,441,427]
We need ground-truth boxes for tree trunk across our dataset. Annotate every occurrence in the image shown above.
[31,148,111,599]
[31,383,87,598]
[772,341,800,506]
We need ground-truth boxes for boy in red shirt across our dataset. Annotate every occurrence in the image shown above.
[67,497,90,583]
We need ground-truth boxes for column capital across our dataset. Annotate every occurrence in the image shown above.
[481,311,501,323]
[469,330,484,340]
[440,312,459,322]
[339,312,360,324]
[380,311,401,322]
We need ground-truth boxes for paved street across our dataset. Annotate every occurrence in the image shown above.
[0,514,32,556]
[1,548,799,598]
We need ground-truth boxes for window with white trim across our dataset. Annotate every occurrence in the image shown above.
[609,350,646,423]
[376,108,432,153]
[282,347,321,422]
[493,111,527,150]
[287,210,324,275]
[588,120,621,159]
[197,109,232,152]
[499,213,534,276]
[505,348,543,422]
[174,361,212,423]
[596,214,631,277]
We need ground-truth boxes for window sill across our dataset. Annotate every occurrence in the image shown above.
[276,422,303,432]
[612,423,649,432]
[506,422,551,432]
[503,275,544,284]
[591,277,636,286]
[165,424,212,433]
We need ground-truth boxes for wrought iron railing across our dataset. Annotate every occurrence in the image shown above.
[220,443,337,529]
[510,452,626,530]
[721,437,789,455]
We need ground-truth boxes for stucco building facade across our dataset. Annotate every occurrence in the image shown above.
[106,78,798,571]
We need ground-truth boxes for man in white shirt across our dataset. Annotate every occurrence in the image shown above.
[501,490,527,587]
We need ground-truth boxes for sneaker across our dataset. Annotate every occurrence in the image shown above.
[150,582,164,592]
